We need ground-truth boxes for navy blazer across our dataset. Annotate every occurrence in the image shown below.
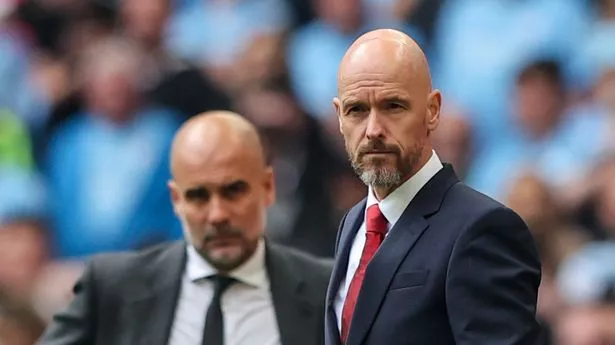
[325,165,544,345]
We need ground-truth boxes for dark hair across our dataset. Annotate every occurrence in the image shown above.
[517,59,564,90]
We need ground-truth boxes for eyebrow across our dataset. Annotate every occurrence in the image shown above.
[383,96,411,106]
[184,186,209,199]
[342,98,364,108]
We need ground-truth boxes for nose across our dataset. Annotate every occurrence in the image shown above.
[208,196,230,226]
[365,111,385,140]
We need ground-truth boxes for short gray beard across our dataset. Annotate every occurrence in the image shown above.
[353,163,403,189]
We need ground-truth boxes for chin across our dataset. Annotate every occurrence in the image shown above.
[207,246,246,270]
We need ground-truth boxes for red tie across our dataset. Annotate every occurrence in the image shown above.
[341,204,388,343]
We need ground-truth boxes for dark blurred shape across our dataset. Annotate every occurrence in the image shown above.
[235,81,341,257]
[515,59,566,140]
[17,0,115,56]
[119,0,232,118]
[0,219,49,302]
[283,0,316,28]
[405,0,442,49]
[506,173,588,327]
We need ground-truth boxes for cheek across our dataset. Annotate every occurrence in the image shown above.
[236,199,266,237]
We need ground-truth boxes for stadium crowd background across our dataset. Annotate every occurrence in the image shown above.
[0,0,614,343]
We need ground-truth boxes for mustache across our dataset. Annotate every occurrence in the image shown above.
[357,141,400,157]
[203,226,243,242]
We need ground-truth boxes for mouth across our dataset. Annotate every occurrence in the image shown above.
[363,151,396,156]
[206,235,242,247]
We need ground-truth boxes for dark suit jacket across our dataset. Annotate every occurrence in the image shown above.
[324,165,543,345]
[38,240,332,345]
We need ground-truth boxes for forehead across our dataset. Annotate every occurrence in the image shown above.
[175,145,262,187]
[339,62,418,99]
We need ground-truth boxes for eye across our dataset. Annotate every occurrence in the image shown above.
[185,187,210,203]
[221,181,249,200]
[345,104,368,116]
[386,102,405,111]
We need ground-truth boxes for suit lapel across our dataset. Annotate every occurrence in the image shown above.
[347,165,460,345]
[324,199,366,345]
[266,243,317,345]
[121,241,186,345]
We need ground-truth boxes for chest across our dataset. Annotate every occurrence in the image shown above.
[168,280,282,345]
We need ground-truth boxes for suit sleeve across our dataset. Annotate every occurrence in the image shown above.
[446,207,543,345]
[37,261,97,345]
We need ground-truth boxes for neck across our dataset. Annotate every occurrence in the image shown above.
[372,184,399,201]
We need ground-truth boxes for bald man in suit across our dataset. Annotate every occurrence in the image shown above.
[325,29,544,345]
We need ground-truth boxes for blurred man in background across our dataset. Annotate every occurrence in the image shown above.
[44,36,182,258]
[38,112,332,345]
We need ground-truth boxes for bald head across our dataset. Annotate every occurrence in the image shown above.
[170,111,266,180]
[338,29,432,93]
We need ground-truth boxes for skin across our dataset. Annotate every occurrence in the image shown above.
[333,29,442,200]
[168,111,275,273]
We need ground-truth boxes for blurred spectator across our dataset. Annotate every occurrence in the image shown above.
[30,260,83,323]
[506,173,589,327]
[165,0,292,90]
[431,105,473,179]
[119,0,232,118]
[286,0,425,125]
[235,82,341,257]
[467,60,604,200]
[44,36,182,258]
[433,0,590,148]
[556,168,615,306]
[556,306,615,345]
[0,169,49,302]
[0,6,51,134]
[0,293,46,345]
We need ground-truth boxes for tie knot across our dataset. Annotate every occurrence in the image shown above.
[366,204,388,234]
[209,274,236,296]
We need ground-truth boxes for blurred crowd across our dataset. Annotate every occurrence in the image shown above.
[0,0,614,344]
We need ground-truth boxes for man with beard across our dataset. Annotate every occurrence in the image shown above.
[324,29,544,345]
[38,111,332,345]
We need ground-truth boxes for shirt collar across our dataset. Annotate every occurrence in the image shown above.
[367,150,443,226]
[186,238,269,290]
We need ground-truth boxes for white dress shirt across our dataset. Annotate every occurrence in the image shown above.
[333,151,443,331]
[168,239,281,345]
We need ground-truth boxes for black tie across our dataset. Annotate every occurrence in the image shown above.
[202,275,235,345]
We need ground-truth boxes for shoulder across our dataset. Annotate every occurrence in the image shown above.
[267,242,333,285]
[445,182,522,224]
[87,241,183,285]
[48,113,88,145]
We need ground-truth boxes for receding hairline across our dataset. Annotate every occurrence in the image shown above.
[169,111,270,178]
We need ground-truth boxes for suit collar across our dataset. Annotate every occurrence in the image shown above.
[325,199,366,345]
[327,165,459,345]
[123,240,186,345]
[367,150,444,226]
[266,241,320,345]
[123,240,321,345]
[186,238,269,289]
